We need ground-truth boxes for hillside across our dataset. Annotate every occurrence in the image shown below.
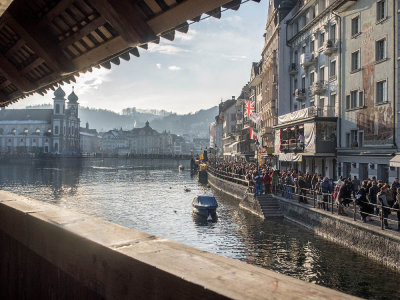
[26,104,218,137]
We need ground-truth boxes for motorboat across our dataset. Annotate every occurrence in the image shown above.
[192,195,218,219]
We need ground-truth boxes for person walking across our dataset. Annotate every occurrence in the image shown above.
[356,181,370,223]
[377,185,392,229]
[352,176,360,199]
[272,170,279,194]
[298,176,307,203]
[320,177,332,211]
[264,172,272,195]
[369,181,380,215]
[393,187,400,231]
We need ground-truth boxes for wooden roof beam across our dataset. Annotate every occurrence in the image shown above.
[5,5,75,75]
[0,54,35,91]
[88,0,156,45]
[147,0,233,34]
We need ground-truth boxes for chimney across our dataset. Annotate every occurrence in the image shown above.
[86,122,89,129]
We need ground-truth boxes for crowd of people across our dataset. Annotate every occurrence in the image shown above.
[211,159,400,231]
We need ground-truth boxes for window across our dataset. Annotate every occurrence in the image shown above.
[359,131,364,147]
[351,16,360,36]
[33,139,36,143]
[310,40,315,53]
[346,95,350,109]
[294,51,298,63]
[376,80,387,103]
[55,104,60,114]
[351,130,358,146]
[310,72,315,84]
[35,128,40,134]
[55,143,58,152]
[330,94,336,107]
[329,60,336,78]
[330,24,336,42]
[351,50,360,71]
[358,91,364,107]
[0,128,3,134]
[377,0,386,22]
[294,79,298,93]
[310,97,315,106]
[320,67,325,81]
[346,133,350,147]
[301,76,306,89]
[302,46,306,54]
[351,91,358,108]
[376,39,386,61]
[319,32,325,48]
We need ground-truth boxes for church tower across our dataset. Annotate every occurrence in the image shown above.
[67,87,79,117]
[53,86,66,115]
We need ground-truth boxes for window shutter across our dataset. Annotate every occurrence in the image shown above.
[346,95,350,109]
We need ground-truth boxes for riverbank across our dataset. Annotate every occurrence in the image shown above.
[208,171,400,273]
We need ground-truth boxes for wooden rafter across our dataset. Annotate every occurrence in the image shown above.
[88,0,156,45]
[147,0,233,34]
[5,5,75,74]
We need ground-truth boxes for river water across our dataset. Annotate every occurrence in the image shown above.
[0,158,399,299]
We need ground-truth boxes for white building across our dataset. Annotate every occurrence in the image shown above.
[0,87,80,155]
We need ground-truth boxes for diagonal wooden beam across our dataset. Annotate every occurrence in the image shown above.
[88,0,156,45]
[58,16,107,49]
[0,54,35,91]
[5,6,75,74]
[147,0,233,34]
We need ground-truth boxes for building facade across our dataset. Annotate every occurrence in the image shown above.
[0,87,80,155]
[337,0,397,183]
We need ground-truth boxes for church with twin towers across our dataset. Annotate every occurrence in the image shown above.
[0,87,80,155]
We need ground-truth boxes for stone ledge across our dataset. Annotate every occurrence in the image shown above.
[0,190,358,299]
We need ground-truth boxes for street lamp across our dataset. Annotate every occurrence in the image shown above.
[256,139,260,172]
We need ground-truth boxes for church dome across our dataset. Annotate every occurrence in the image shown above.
[53,87,65,99]
[68,91,79,103]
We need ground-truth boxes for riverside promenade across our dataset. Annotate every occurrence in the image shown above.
[207,169,400,273]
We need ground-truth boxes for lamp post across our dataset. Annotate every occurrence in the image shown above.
[256,139,260,172]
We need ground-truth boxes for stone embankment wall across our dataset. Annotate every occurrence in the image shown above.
[208,172,400,273]
[278,197,400,272]
[0,190,356,299]
[207,172,264,219]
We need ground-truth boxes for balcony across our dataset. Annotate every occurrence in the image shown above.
[309,80,327,95]
[323,40,338,56]
[300,53,315,68]
[289,63,298,75]
[294,88,306,101]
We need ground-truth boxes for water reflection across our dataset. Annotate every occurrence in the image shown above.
[0,158,399,299]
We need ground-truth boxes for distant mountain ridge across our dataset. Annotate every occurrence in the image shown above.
[25,104,218,137]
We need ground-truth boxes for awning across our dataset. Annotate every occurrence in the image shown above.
[390,154,400,167]
[279,153,302,162]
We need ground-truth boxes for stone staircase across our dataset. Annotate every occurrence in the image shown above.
[256,195,283,218]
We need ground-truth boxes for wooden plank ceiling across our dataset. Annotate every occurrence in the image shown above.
[0,0,260,107]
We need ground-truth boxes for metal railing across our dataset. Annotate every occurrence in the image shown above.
[208,167,400,231]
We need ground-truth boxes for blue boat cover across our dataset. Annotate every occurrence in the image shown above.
[193,196,218,207]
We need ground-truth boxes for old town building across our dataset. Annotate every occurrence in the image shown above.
[337,0,396,183]
[0,87,80,155]
[274,0,344,178]
[260,0,297,164]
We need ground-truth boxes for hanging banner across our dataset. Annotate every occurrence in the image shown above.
[304,122,316,153]
[277,107,314,124]
[279,153,303,162]
[274,130,281,154]
[249,112,261,125]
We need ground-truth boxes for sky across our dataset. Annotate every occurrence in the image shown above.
[9,0,269,114]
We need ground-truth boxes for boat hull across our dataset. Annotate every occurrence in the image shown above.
[192,206,217,217]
